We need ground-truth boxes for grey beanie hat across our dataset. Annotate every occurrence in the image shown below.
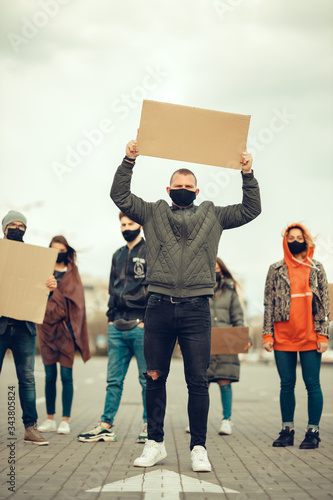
[2,210,27,233]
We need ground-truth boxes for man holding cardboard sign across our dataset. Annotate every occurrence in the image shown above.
[110,125,261,471]
[0,211,57,446]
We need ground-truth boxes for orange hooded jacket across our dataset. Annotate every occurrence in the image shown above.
[263,223,328,351]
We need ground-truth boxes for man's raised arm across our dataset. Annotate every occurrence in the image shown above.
[216,151,261,229]
[110,140,150,225]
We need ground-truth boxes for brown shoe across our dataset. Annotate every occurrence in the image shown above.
[24,424,49,445]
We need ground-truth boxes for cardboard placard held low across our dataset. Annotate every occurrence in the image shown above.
[137,100,251,170]
[211,327,249,355]
[0,239,58,324]
[328,284,333,321]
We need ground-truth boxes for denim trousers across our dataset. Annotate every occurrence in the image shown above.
[101,324,147,425]
[274,349,323,427]
[219,384,232,420]
[44,364,73,417]
[0,324,38,428]
[144,294,211,450]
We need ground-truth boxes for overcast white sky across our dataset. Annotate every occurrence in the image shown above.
[1,0,332,316]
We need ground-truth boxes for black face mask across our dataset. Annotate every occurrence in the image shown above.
[288,241,306,255]
[122,228,140,242]
[56,252,68,264]
[169,188,196,207]
[6,228,25,242]
[216,272,221,283]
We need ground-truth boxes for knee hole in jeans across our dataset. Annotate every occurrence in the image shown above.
[146,370,160,381]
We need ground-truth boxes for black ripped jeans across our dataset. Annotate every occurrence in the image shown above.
[144,293,211,450]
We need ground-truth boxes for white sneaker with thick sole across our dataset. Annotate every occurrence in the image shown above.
[133,440,167,467]
[191,445,212,472]
[219,419,232,435]
[77,423,117,442]
[37,419,57,432]
[57,421,70,434]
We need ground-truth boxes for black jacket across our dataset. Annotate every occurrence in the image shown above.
[106,238,148,323]
[111,159,261,298]
[0,317,36,336]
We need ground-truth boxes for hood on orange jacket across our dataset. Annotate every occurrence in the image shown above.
[282,222,314,268]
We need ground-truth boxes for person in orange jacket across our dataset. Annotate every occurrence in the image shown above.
[262,223,330,449]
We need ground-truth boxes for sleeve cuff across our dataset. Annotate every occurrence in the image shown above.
[317,335,328,343]
[124,156,136,164]
[262,334,274,343]
[241,169,254,178]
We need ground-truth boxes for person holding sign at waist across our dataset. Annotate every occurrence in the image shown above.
[186,258,250,436]
[0,211,57,446]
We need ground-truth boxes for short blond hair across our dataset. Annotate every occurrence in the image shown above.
[170,168,197,187]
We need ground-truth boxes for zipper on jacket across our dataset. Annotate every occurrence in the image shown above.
[119,247,131,310]
[176,210,187,296]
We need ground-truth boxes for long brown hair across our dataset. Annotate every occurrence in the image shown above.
[50,235,79,281]
[216,257,238,294]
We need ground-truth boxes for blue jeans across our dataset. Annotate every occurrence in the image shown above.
[0,324,38,428]
[144,294,211,450]
[274,350,323,427]
[101,324,147,425]
[220,384,232,420]
[44,364,73,417]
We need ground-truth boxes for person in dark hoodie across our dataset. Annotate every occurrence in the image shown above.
[0,210,57,445]
[78,212,148,444]
[37,235,91,435]
[110,139,261,472]
[263,223,330,450]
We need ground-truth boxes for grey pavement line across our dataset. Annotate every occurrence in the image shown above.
[209,431,270,498]
[49,435,108,500]
[9,443,65,496]
[83,407,139,499]
[168,413,236,500]
[225,425,323,499]
[2,407,102,496]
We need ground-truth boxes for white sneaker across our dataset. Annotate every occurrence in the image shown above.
[191,445,212,472]
[219,419,232,435]
[37,419,57,432]
[133,440,167,467]
[57,421,70,434]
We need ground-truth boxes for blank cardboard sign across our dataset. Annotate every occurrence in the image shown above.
[210,327,249,355]
[0,239,58,324]
[137,100,251,169]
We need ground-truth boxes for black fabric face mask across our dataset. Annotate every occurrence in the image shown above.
[56,252,68,264]
[122,228,140,242]
[288,240,306,255]
[169,188,196,207]
[215,272,221,283]
[6,228,25,242]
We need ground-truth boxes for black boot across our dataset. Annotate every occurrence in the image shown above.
[272,427,294,447]
[299,429,320,449]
